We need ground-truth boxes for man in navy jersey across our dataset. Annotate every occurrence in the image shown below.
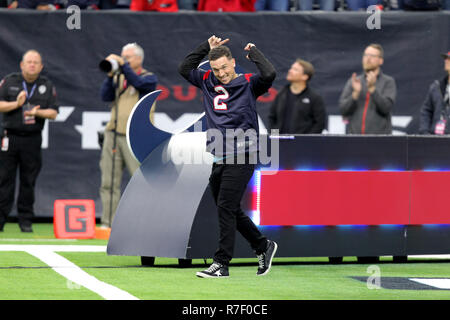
[179,35,278,278]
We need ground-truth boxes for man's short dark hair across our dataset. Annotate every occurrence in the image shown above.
[208,45,233,61]
[22,49,42,63]
[368,43,384,58]
[295,58,315,81]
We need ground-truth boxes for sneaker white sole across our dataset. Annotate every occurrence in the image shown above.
[257,241,278,276]
[196,271,229,278]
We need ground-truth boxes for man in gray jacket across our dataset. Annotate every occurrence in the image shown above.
[339,44,397,134]
[419,51,450,135]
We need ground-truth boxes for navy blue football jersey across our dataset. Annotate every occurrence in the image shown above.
[187,68,271,157]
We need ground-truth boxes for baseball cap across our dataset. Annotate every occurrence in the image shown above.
[441,51,450,59]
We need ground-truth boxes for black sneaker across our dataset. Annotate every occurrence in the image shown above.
[256,240,278,276]
[20,225,33,233]
[196,261,229,278]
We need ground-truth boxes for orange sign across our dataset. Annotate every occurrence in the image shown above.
[54,199,96,239]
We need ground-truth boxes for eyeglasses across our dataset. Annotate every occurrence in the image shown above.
[122,55,136,60]
[363,53,381,58]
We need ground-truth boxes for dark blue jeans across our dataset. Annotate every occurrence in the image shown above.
[255,0,290,10]
[346,0,383,10]
[209,161,267,265]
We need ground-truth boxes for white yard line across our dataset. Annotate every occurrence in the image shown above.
[408,254,450,260]
[0,245,139,300]
[0,238,78,242]
[410,278,450,290]
[0,245,107,252]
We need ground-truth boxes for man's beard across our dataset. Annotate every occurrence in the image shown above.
[363,65,377,73]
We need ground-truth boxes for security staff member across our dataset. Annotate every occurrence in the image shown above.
[0,50,58,232]
[269,58,326,134]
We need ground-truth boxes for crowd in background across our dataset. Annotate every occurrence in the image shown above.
[0,0,449,11]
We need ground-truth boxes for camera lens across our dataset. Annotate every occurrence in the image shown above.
[99,59,119,73]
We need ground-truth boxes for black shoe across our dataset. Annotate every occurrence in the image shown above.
[0,224,4,232]
[20,225,33,233]
[196,261,229,278]
[256,240,278,276]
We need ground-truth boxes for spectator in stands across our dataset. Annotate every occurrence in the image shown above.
[444,0,450,9]
[339,44,396,134]
[57,0,99,8]
[96,0,131,9]
[9,0,58,9]
[269,58,327,134]
[178,0,197,9]
[419,51,450,135]
[97,0,116,9]
[197,0,255,11]
[384,0,404,10]
[402,0,441,10]
[98,43,157,228]
[130,0,178,11]
[56,0,99,10]
[9,0,99,8]
[345,0,383,10]
[254,0,289,10]
[297,0,335,10]
[115,0,130,8]
[0,50,59,232]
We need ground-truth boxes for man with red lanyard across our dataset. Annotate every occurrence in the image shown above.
[339,44,397,135]
[99,43,158,228]
[419,51,450,135]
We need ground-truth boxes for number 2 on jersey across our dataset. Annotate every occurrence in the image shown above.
[213,86,229,110]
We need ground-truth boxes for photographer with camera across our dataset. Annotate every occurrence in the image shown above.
[99,43,158,228]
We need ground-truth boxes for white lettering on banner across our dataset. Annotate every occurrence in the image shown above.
[326,115,413,135]
[153,112,268,135]
[75,112,110,150]
[153,113,207,133]
[42,111,412,150]
[42,106,75,149]
[392,116,414,135]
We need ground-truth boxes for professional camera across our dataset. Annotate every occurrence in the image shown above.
[99,58,119,73]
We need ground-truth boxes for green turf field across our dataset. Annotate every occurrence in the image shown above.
[1,223,450,300]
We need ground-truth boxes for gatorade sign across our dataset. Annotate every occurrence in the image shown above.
[54,199,96,239]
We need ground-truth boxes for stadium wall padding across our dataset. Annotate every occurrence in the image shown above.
[0,10,448,217]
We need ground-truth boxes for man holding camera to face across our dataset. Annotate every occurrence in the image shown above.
[99,43,158,228]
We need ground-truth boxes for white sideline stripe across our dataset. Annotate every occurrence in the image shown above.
[0,238,78,242]
[410,278,450,290]
[0,245,139,300]
[408,254,450,260]
[0,245,107,252]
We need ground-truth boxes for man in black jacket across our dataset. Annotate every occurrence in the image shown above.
[269,58,326,134]
[419,51,450,135]
[0,50,58,232]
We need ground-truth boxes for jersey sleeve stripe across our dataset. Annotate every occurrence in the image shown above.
[203,70,212,80]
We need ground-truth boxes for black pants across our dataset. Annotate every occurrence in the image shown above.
[209,161,267,265]
[0,133,42,227]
